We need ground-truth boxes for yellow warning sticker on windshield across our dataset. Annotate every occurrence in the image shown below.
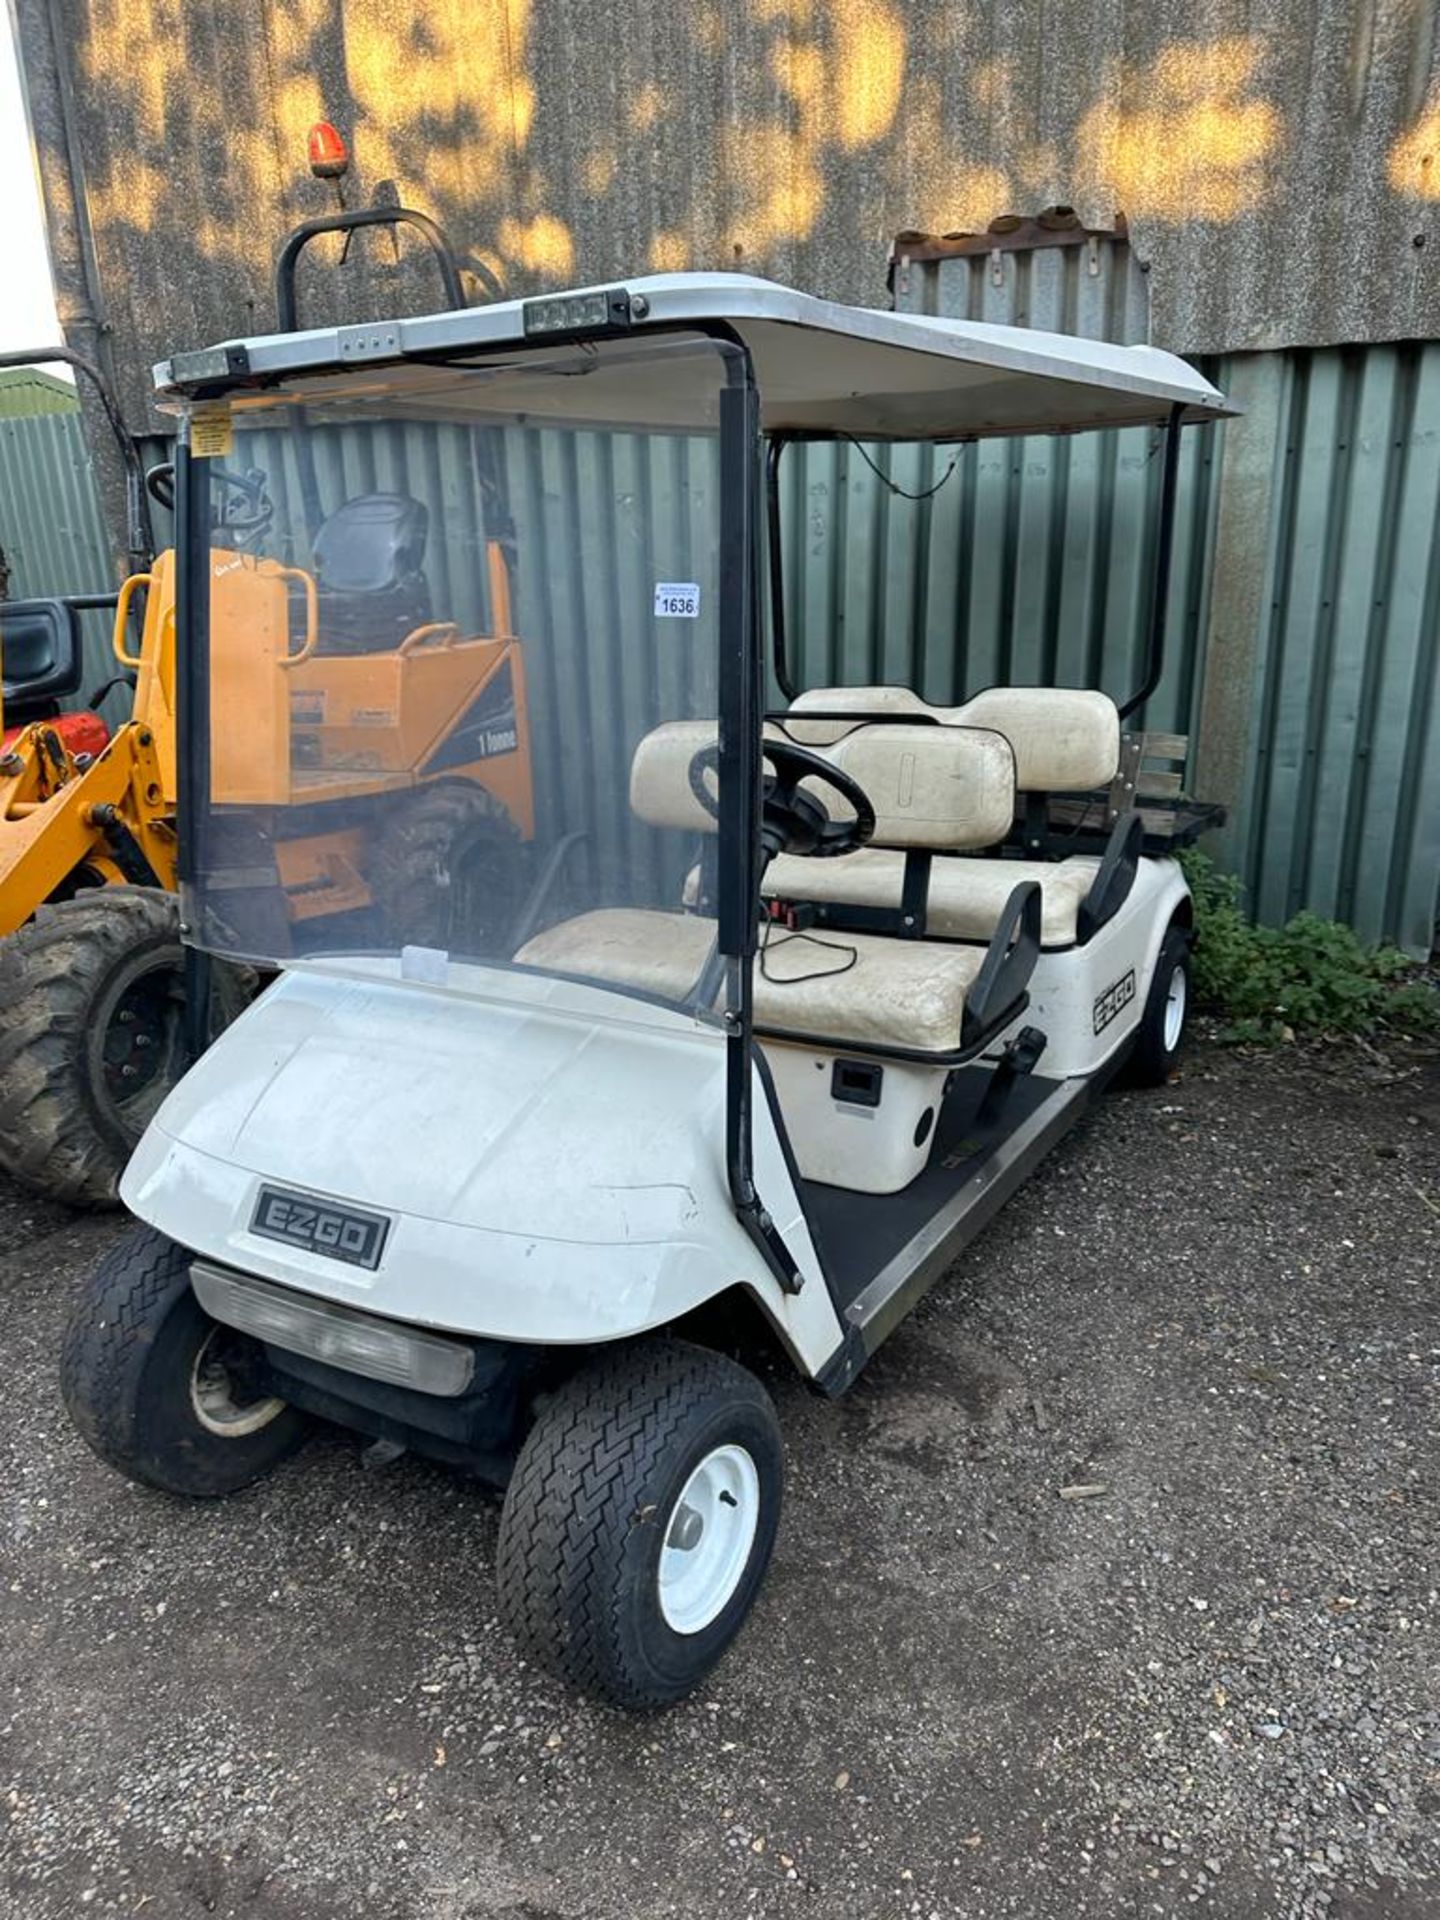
[190,405,233,458]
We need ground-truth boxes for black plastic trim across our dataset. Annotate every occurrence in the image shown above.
[961,880,1042,1044]
[1076,810,1143,943]
[766,435,797,701]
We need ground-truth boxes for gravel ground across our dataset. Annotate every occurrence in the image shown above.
[1,1038,1437,1920]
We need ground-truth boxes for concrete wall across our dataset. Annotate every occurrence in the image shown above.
[16,0,1440,427]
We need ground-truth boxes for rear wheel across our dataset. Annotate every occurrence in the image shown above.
[1128,922,1192,1085]
[496,1339,783,1710]
[0,888,251,1208]
[368,779,526,955]
[59,1223,307,1496]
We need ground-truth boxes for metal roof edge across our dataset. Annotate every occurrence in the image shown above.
[153,271,1235,422]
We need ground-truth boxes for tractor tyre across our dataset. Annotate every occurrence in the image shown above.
[368,778,527,956]
[0,887,252,1209]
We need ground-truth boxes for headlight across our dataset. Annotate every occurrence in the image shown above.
[191,1263,475,1397]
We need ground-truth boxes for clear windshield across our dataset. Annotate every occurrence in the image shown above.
[185,336,737,1014]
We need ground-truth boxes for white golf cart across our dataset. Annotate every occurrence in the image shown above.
[60,275,1231,1708]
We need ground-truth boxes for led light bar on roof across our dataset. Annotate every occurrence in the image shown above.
[522,287,639,337]
[167,344,252,386]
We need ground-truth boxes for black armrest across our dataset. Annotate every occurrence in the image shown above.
[961,880,1042,1047]
[1076,811,1143,944]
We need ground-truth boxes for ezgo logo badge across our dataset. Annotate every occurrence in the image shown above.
[250,1186,391,1270]
[1092,969,1137,1035]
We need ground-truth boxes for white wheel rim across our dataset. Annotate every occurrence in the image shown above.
[1163,963,1187,1052]
[657,1443,761,1636]
[190,1328,287,1438]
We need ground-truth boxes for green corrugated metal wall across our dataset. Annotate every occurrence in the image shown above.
[776,421,1219,738]
[0,408,121,718]
[0,368,84,418]
[1231,344,1440,955]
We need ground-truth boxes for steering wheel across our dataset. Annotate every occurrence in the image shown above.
[145,461,274,546]
[688,739,876,860]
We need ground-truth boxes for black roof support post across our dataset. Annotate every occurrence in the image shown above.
[1120,401,1186,722]
[765,434,798,702]
[174,425,214,1063]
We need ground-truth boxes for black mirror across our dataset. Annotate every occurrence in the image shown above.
[0,598,84,716]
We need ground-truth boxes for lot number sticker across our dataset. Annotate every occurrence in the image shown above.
[654,582,701,618]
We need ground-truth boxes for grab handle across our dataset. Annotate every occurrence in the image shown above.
[112,572,153,667]
[398,621,461,655]
[276,566,319,667]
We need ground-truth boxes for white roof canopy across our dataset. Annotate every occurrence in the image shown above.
[157,272,1234,439]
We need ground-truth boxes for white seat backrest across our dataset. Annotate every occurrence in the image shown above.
[815,723,1014,849]
[629,718,1016,850]
[629,720,721,835]
[785,685,931,746]
[790,684,1120,792]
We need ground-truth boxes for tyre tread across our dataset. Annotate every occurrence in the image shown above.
[59,1222,191,1473]
[496,1339,772,1709]
[368,780,523,950]
[0,887,247,1207]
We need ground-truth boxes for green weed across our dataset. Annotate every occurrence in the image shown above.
[1178,851,1439,1043]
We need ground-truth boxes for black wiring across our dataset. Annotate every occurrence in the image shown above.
[759,919,859,984]
[843,436,961,501]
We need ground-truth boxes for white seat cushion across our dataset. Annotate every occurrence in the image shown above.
[764,849,1101,949]
[516,907,716,1001]
[516,908,985,1052]
[754,924,984,1050]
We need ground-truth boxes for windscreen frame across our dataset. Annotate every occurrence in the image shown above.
[171,322,765,982]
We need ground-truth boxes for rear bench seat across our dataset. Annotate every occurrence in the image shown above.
[766,684,1126,949]
[516,718,1037,1193]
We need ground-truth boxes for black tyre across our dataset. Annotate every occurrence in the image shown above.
[60,1223,308,1496]
[368,779,526,955]
[496,1339,783,1710]
[0,888,252,1208]
[1128,921,1192,1086]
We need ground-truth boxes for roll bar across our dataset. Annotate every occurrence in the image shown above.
[274,206,467,334]
[271,205,512,555]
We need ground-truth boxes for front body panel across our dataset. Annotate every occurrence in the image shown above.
[121,959,845,1376]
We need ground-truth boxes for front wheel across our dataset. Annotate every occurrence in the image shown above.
[496,1339,783,1710]
[60,1223,308,1496]
[1128,922,1192,1085]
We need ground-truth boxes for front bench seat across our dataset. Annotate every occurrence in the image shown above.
[516,906,988,1051]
